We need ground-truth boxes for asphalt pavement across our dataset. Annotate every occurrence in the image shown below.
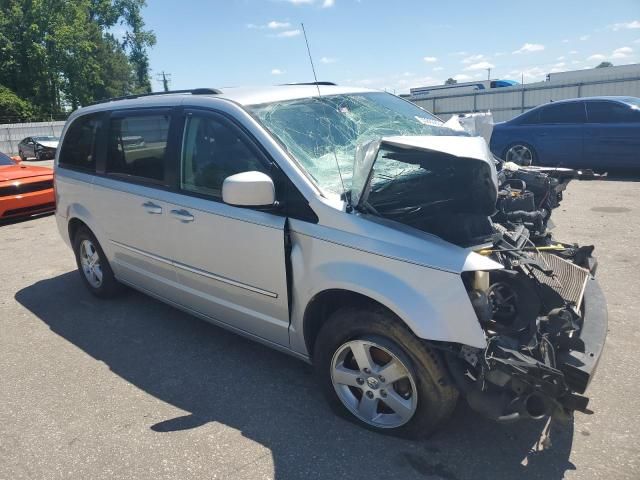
[1,178,639,480]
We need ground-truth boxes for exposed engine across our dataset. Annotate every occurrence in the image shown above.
[355,138,607,422]
[448,164,606,422]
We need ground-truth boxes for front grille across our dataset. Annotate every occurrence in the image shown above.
[530,251,590,309]
[0,180,54,197]
[2,202,55,218]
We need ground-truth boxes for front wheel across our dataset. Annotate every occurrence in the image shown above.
[314,307,458,438]
[18,150,26,162]
[504,143,536,166]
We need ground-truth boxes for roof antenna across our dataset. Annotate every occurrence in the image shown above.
[301,22,348,207]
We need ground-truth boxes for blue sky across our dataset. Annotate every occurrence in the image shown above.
[140,0,640,93]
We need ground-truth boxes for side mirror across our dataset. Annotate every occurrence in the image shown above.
[222,171,275,207]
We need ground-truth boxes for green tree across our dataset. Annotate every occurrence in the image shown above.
[596,61,613,68]
[445,78,457,85]
[0,0,155,115]
[0,84,35,122]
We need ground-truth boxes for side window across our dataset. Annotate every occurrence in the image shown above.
[587,101,640,123]
[58,114,102,171]
[106,113,169,182]
[539,102,586,124]
[180,114,268,199]
[516,109,540,125]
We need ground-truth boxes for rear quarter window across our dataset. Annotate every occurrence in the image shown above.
[106,114,170,182]
[58,114,102,171]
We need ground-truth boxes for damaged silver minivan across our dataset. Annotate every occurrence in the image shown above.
[54,85,607,438]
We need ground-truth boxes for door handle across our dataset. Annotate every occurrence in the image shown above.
[142,201,162,214]
[170,209,194,222]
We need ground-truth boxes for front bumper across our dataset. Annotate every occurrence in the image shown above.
[0,189,55,219]
[557,277,608,395]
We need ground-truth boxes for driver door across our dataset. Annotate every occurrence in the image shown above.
[163,110,291,346]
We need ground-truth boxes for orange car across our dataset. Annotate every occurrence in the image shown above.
[0,151,55,220]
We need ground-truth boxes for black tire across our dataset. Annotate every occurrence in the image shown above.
[18,150,26,162]
[314,306,459,439]
[73,226,122,299]
[503,142,536,166]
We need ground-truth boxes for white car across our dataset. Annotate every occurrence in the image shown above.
[54,85,607,438]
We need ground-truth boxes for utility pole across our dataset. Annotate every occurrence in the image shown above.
[156,71,171,92]
[487,68,491,80]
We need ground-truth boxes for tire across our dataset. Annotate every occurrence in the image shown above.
[314,306,458,439]
[73,226,122,299]
[18,150,26,162]
[503,142,536,166]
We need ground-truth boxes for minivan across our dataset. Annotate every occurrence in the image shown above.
[55,85,607,438]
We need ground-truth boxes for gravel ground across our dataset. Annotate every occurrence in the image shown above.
[1,178,639,480]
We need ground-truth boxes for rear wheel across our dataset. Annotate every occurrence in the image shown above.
[314,306,458,438]
[73,227,122,298]
[504,143,536,166]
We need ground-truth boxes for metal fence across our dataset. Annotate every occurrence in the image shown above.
[411,75,640,122]
[0,121,66,155]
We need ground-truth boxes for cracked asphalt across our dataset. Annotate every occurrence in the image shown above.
[1,175,639,479]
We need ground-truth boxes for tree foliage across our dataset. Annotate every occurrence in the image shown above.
[0,0,155,117]
[0,84,35,122]
[595,61,613,69]
[445,78,457,85]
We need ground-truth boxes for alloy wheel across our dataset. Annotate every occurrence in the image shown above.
[80,239,103,288]
[505,144,533,165]
[330,339,418,428]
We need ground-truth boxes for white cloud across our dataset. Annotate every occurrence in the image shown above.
[271,68,285,75]
[579,35,590,41]
[450,51,468,56]
[611,20,640,31]
[248,20,291,30]
[569,50,579,55]
[587,53,607,61]
[635,38,640,44]
[275,29,301,37]
[320,56,337,64]
[322,0,335,6]
[433,66,444,71]
[513,43,545,54]
[494,52,506,57]
[423,56,438,63]
[284,0,314,4]
[612,46,633,58]
[462,54,485,64]
[453,74,472,81]
[562,39,570,43]
[268,21,291,29]
[515,66,546,81]
[572,60,582,65]
[556,56,565,61]
[464,61,495,71]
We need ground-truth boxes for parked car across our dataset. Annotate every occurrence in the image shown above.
[490,96,640,170]
[55,86,607,438]
[0,151,55,220]
[18,135,60,161]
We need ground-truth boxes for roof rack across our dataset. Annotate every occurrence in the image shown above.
[282,82,337,86]
[89,88,222,106]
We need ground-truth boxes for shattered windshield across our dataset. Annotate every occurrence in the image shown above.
[249,92,462,197]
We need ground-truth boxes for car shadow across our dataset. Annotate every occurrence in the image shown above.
[0,211,54,227]
[15,272,575,480]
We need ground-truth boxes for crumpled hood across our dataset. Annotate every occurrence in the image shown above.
[36,140,59,149]
[0,165,53,182]
[351,135,499,210]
